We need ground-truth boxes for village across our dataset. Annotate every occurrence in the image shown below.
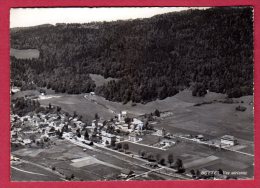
[10,91,253,181]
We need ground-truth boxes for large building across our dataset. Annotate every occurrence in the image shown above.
[220,135,237,146]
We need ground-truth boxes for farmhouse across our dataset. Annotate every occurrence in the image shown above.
[101,132,116,145]
[220,135,238,146]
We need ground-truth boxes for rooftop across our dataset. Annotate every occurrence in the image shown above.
[221,135,235,141]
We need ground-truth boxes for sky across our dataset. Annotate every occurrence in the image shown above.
[10,7,209,28]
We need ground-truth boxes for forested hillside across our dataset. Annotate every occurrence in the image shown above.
[10,7,253,103]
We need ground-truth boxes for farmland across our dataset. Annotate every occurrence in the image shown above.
[11,139,166,181]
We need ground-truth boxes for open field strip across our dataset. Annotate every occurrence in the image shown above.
[224,148,254,157]
[177,135,254,157]
[11,166,47,176]
[117,140,166,151]
[12,158,67,181]
[184,156,219,169]
[84,94,117,114]
[71,156,123,170]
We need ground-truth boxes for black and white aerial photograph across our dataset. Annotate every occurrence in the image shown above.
[10,7,254,181]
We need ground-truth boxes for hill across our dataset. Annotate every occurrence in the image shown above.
[10,7,253,103]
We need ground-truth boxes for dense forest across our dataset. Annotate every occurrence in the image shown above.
[10,7,253,103]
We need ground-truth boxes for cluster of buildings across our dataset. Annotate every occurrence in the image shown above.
[88,111,144,145]
[10,112,85,147]
[11,110,147,148]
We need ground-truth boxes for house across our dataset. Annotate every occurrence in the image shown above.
[118,111,128,122]
[221,135,237,146]
[121,111,127,118]
[132,118,143,130]
[23,139,32,145]
[101,132,116,145]
[92,120,102,128]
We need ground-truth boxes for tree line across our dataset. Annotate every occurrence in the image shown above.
[11,7,253,103]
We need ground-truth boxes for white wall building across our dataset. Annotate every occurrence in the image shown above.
[101,131,116,145]
[220,135,237,146]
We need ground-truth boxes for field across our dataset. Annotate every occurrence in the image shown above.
[10,48,40,59]
[11,139,151,181]
[119,140,254,178]
[154,96,254,142]
[11,162,63,181]
[36,90,195,121]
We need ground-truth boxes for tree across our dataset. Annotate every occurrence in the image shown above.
[174,158,184,172]
[78,115,83,121]
[84,130,89,140]
[140,150,146,158]
[156,154,161,163]
[159,158,166,165]
[124,117,132,124]
[76,128,81,137]
[147,153,155,161]
[62,124,69,132]
[111,140,116,147]
[154,109,160,117]
[196,169,201,178]
[56,129,63,139]
[123,143,129,153]
[73,111,78,119]
[95,113,99,120]
[218,169,224,175]
[117,143,122,150]
[48,103,52,109]
[190,169,196,178]
[56,106,62,113]
[167,154,174,166]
